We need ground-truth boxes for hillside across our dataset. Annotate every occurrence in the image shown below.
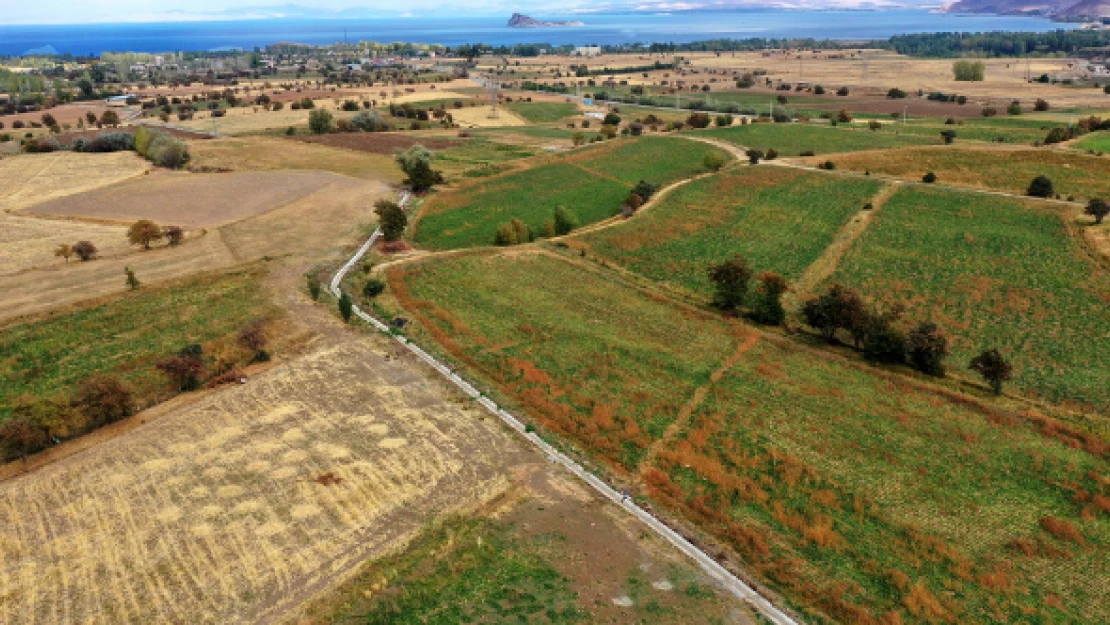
[946,0,1110,16]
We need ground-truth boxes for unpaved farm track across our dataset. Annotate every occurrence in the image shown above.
[331,194,802,625]
[0,340,515,624]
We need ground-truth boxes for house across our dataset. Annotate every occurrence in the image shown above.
[574,46,601,57]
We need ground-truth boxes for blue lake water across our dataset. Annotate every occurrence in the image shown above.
[0,11,1078,56]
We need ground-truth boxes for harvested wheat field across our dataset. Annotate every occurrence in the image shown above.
[24,170,347,227]
[294,132,458,155]
[188,137,402,182]
[0,340,515,624]
[451,105,528,128]
[0,214,131,275]
[0,152,151,212]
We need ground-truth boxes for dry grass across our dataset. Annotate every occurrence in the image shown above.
[24,170,348,228]
[0,340,514,623]
[450,105,528,128]
[186,136,402,183]
[0,214,130,275]
[0,152,151,212]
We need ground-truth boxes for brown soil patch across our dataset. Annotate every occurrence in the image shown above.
[1,103,112,128]
[294,132,458,155]
[188,136,402,183]
[24,170,345,227]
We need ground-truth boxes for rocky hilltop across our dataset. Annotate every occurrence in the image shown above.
[945,0,1110,17]
[507,13,585,27]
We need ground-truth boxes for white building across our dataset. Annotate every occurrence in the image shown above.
[574,46,601,57]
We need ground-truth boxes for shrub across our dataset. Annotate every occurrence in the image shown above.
[350,110,390,132]
[156,346,204,391]
[1040,516,1084,544]
[764,148,778,161]
[704,152,727,171]
[362,279,386,299]
[818,161,836,170]
[868,120,882,131]
[308,109,334,134]
[307,274,322,300]
[1044,127,1076,145]
[686,112,711,129]
[374,199,408,241]
[953,60,985,81]
[747,272,788,325]
[922,172,937,183]
[631,180,657,201]
[396,145,444,192]
[1034,98,1050,112]
[553,206,577,235]
[745,148,763,165]
[603,112,621,126]
[836,87,849,96]
[146,133,190,168]
[981,107,997,118]
[494,218,533,246]
[715,114,733,127]
[1027,175,1054,198]
[74,374,133,427]
[1007,101,1022,116]
[887,88,907,99]
[940,130,957,144]
[862,314,907,365]
[73,240,98,261]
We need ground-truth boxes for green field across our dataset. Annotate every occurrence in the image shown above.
[694,123,938,156]
[413,137,728,250]
[389,251,1110,624]
[0,268,278,422]
[815,146,1110,200]
[1073,131,1110,154]
[505,101,579,123]
[432,138,541,176]
[827,185,1110,411]
[655,338,1108,623]
[578,166,881,297]
[887,120,1060,145]
[388,253,737,470]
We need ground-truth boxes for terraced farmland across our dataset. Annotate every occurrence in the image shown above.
[694,123,938,156]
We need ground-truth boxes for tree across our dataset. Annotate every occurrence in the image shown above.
[156,347,204,391]
[907,321,948,376]
[306,274,322,301]
[308,109,334,134]
[1084,198,1109,224]
[374,199,408,241]
[362,279,385,299]
[704,152,727,172]
[0,416,48,461]
[572,132,585,146]
[748,271,788,325]
[85,110,98,125]
[41,113,57,128]
[940,130,957,144]
[861,310,906,365]
[100,110,120,127]
[745,148,763,165]
[124,266,140,290]
[338,292,354,322]
[603,112,621,126]
[707,255,753,311]
[715,114,733,127]
[74,375,133,427]
[1007,101,1022,116]
[837,109,852,123]
[1034,98,1050,112]
[54,243,73,263]
[1027,175,1054,198]
[686,112,711,129]
[631,180,657,201]
[163,225,184,245]
[553,206,577,235]
[953,61,985,82]
[127,219,163,249]
[73,240,98,261]
[922,171,937,183]
[238,319,269,361]
[969,348,1012,395]
[395,144,444,192]
[802,284,866,343]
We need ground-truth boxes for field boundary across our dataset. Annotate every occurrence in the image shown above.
[329,193,802,625]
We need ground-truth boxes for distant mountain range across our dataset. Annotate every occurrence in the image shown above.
[507,13,585,28]
[946,0,1110,18]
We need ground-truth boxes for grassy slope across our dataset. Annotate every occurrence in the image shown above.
[693,123,938,156]
[1073,131,1110,153]
[0,268,278,420]
[577,166,880,297]
[413,137,728,250]
[390,252,1110,624]
[813,146,1110,200]
[828,185,1110,411]
[505,101,579,123]
[388,253,736,470]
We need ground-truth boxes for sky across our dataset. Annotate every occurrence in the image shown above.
[2,0,930,25]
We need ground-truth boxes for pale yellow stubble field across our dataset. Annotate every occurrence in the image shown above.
[0,341,515,624]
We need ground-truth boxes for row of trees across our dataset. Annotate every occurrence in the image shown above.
[52,220,184,265]
[0,321,271,463]
[495,206,578,246]
[706,257,1014,394]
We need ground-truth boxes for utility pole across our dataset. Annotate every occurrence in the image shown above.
[903,104,908,125]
